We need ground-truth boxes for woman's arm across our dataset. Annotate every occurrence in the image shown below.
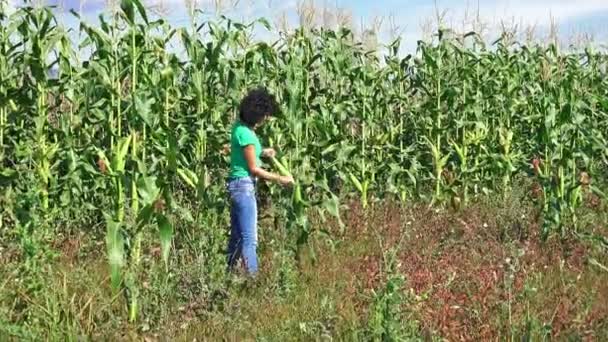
[244,145,294,186]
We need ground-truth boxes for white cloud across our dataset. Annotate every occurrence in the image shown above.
[375,0,608,53]
[38,0,608,53]
[480,0,608,22]
[404,0,608,32]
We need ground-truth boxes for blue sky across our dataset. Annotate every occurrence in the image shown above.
[6,0,608,52]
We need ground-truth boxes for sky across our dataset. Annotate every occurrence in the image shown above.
[5,0,608,53]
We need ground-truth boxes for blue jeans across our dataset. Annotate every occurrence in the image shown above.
[226,177,258,275]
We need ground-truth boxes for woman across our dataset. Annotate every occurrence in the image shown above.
[226,88,294,276]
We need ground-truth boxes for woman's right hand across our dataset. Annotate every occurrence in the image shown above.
[278,175,295,187]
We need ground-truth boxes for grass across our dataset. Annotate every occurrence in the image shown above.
[1,184,607,340]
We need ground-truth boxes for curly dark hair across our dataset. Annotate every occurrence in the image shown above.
[239,87,279,127]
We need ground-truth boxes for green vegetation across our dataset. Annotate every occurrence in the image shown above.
[0,0,607,340]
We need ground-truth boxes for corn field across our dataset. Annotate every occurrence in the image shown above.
[1,0,608,324]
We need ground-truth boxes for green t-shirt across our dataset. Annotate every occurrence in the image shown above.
[229,121,262,179]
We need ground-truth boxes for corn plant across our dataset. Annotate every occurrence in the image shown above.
[0,3,607,327]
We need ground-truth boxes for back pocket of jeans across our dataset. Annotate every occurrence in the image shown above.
[230,186,254,200]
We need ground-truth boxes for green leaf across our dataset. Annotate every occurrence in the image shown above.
[322,194,344,231]
[105,214,124,291]
[157,214,173,268]
[112,135,132,174]
[589,258,608,273]
[349,173,363,192]
[256,18,272,31]
[137,176,160,206]
[590,186,607,200]
[131,0,149,24]
[176,168,198,189]
[135,94,155,127]
[137,204,154,227]
[0,169,18,186]
[166,131,178,172]
[120,0,135,25]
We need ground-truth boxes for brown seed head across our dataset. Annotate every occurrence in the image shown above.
[531,182,543,199]
[97,158,107,174]
[221,143,230,156]
[451,195,461,211]
[153,198,166,213]
[531,158,541,175]
[442,169,455,185]
[580,172,590,186]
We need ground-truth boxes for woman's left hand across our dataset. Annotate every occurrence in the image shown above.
[262,148,276,158]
